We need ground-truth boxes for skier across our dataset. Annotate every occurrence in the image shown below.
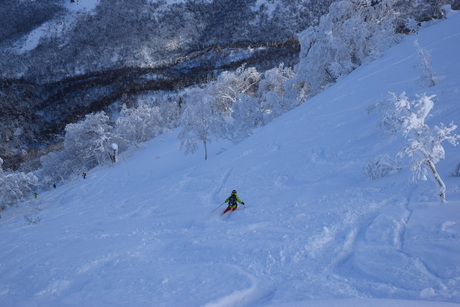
[82,172,87,179]
[223,190,245,214]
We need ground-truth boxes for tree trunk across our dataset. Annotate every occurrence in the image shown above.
[427,159,446,202]
[203,139,208,160]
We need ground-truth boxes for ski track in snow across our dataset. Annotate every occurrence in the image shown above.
[203,266,276,307]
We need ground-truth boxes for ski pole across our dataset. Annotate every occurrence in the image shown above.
[211,202,226,212]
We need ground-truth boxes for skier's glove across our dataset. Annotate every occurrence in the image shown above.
[242,202,245,205]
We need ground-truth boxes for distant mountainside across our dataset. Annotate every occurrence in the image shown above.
[0,0,458,171]
[3,0,456,82]
[0,0,337,81]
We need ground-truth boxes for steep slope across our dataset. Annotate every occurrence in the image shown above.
[0,11,459,307]
[0,0,455,171]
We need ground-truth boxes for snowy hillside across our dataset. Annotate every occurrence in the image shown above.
[1,10,460,307]
[0,0,453,172]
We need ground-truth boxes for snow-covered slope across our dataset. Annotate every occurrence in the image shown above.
[1,11,460,307]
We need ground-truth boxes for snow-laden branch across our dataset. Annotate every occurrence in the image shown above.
[390,92,459,202]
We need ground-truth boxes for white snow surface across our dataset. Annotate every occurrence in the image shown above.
[2,12,460,307]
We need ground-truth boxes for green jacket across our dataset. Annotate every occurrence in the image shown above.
[225,193,243,204]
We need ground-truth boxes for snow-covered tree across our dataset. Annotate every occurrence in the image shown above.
[178,65,263,146]
[134,94,181,129]
[38,112,115,186]
[158,98,181,129]
[414,39,436,87]
[114,104,165,151]
[227,94,264,143]
[295,0,403,95]
[208,64,261,114]
[108,143,118,164]
[178,63,295,146]
[38,150,72,187]
[389,92,459,202]
[259,63,296,123]
[178,93,225,160]
[64,112,114,168]
[0,158,38,207]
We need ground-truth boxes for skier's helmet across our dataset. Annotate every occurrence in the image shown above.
[232,190,237,194]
